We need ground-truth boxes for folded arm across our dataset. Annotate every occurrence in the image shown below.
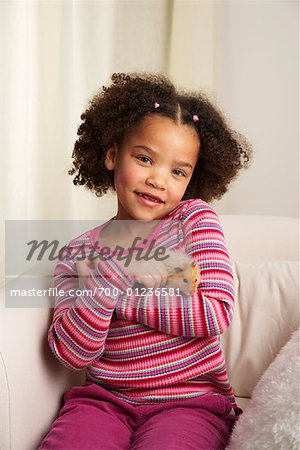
[114,201,235,338]
[48,258,134,370]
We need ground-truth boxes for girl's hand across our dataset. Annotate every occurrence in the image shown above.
[76,258,95,288]
[76,254,168,290]
[117,257,168,289]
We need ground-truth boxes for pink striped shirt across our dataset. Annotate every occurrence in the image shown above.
[49,199,236,406]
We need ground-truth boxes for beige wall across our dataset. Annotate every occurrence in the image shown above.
[213,0,298,217]
[168,0,215,94]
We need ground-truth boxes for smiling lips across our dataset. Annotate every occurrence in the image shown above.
[135,191,164,203]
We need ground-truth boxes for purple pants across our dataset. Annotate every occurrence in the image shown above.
[39,383,240,450]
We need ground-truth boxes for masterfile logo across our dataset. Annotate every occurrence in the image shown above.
[5,219,193,308]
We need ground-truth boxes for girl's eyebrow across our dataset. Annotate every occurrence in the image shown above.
[133,145,194,170]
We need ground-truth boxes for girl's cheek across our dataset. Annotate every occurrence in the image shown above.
[120,169,136,183]
[121,164,142,181]
[176,184,189,201]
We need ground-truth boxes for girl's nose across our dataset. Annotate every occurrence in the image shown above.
[146,172,167,190]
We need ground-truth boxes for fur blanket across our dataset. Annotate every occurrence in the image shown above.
[227,327,300,450]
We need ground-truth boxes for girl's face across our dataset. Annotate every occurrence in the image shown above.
[105,115,200,221]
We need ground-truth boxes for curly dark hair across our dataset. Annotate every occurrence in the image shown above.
[69,72,252,202]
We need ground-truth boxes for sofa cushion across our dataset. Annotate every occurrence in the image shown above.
[226,327,300,450]
[221,260,299,398]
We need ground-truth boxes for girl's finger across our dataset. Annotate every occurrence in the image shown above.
[152,261,167,288]
[76,259,94,287]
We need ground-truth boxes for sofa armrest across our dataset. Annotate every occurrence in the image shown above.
[0,350,10,450]
[221,260,299,399]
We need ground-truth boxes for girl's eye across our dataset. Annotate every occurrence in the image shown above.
[173,169,186,177]
[137,156,152,164]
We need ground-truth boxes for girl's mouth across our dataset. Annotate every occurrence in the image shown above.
[135,192,164,205]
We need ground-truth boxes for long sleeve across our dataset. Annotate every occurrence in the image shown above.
[48,257,134,370]
[114,200,235,337]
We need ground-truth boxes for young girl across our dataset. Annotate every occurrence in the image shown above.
[40,72,252,450]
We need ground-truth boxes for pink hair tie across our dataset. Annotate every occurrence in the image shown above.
[193,114,199,123]
[153,101,160,109]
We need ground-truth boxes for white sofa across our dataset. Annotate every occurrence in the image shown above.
[0,215,299,450]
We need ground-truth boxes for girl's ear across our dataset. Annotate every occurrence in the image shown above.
[104,144,117,170]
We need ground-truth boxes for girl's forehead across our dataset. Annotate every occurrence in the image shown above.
[129,114,199,142]
[121,114,200,164]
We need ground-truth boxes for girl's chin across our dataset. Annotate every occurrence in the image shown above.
[118,197,177,220]
[125,209,166,221]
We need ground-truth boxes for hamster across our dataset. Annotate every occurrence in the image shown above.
[163,249,200,295]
